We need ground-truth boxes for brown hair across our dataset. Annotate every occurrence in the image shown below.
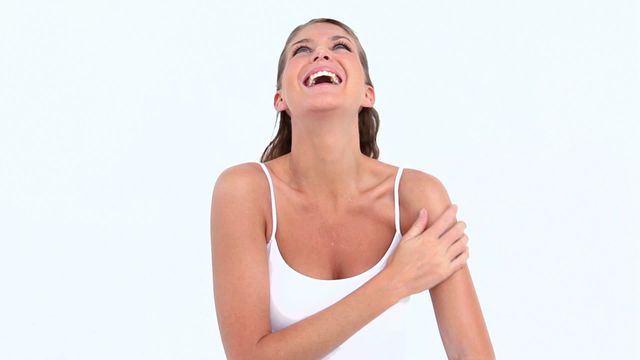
[259,18,380,162]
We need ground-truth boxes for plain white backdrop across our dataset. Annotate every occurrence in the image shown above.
[1,0,638,359]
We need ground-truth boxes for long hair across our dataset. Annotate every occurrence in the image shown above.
[260,18,380,162]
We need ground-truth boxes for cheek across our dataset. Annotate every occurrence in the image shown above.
[283,59,302,79]
[347,61,366,82]
[282,71,302,90]
[347,71,367,89]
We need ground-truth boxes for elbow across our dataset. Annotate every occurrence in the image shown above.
[223,332,276,360]
[228,334,270,360]
[226,349,263,360]
[224,340,263,360]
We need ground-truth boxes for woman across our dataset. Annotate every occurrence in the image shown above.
[211,18,495,359]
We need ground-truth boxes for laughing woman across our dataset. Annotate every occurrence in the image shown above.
[210,18,495,359]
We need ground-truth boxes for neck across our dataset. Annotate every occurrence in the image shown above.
[286,110,370,209]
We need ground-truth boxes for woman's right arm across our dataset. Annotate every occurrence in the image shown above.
[211,164,467,360]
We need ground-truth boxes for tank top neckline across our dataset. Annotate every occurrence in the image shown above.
[257,162,404,283]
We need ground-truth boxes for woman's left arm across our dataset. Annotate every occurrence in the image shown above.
[404,169,495,359]
[430,265,495,360]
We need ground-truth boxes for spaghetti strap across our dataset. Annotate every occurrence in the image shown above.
[257,162,277,241]
[394,167,404,235]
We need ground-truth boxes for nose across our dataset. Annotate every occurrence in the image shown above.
[313,47,331,62]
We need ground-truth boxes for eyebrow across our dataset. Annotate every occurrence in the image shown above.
[290,35,353,49]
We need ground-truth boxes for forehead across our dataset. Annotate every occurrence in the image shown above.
[289,22,353,44]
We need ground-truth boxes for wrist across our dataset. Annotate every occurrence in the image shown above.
[372,268,407,305]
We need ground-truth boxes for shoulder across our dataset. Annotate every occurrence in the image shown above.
[211,162,271,236]
[399,167,451,205]
[398,167,454,233]
[213,162,269,201]
[213,162,267,196]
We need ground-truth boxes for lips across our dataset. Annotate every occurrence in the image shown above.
[302,65,344,88]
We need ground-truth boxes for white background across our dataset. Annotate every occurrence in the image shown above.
[1,0,638,359]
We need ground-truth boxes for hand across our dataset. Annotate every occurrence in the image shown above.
[384,204,469,297]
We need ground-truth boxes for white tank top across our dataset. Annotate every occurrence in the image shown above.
[258,162,412,359]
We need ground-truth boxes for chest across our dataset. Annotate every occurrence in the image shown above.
[272,207,398,281]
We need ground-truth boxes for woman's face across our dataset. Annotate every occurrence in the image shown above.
[274,22,374,117]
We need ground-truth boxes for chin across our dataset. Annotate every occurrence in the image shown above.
[302,98,352,113]
[303,106,347,115]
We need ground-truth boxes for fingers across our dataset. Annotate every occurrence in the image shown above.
[446,234,469,260]
[402,208,429,240]
[425,204,458,239]
[449,245,470,271]
[440,220,467,248]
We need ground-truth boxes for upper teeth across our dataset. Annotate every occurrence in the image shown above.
[306,70,341,86]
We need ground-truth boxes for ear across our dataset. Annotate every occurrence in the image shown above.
[360,84,375,108]
[274,91,288,112]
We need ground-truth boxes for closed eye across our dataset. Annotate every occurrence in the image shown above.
[292,45,311,55]
[333,41,352,51]
[292,41,352,56]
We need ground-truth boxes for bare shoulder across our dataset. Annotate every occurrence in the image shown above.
[398,167,454,234]
[212,162,270,236]
[213,162,268,199]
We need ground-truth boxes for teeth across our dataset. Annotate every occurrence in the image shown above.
[306,70,341,87]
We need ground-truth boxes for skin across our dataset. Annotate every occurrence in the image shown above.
[211,22,495,359]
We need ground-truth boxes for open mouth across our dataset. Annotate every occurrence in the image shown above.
[304,70,342,87]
